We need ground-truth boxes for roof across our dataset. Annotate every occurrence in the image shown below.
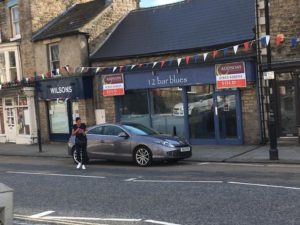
[91,0,256,60]
[32,0,107,42]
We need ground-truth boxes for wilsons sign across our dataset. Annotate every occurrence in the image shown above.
[37,76,93,100]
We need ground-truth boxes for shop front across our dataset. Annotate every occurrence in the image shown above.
[0,87,37,144]
[106,60,257,145]
[37,76,93,142]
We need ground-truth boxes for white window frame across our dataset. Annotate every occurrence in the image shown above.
[0,44,21,82]
[48,44,60,75]
[10,5,21,39]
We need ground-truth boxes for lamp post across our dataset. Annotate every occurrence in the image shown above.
[34,79,42,153]
[264,0,278,160]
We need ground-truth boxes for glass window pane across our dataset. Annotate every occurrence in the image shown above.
[150,88,184,137]
[0,53,6,83]
[88,126,104,135]
[217,95,237,138]
[14,22,20,35]
[9,52,16,67]
[12,6,19,21]
[0,53,5,68]
[10,68,17,81]
[17,107,30,135]
[103,126,123,136]
[49,101,69,134]
[188,85,215,139]
[119,90,150,127]
[50,45,59,61]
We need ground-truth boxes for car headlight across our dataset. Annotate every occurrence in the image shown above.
[155,140,175,148]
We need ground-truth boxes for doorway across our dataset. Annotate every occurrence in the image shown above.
[188,89,243,144]
[276,73,297,137]
[4,98,16,142]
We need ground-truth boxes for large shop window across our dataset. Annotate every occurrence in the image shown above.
[188,85,215,139]
[150,88,184,137]
[16,97,30,135]
[49,101,69,134]
[119,90,150,127]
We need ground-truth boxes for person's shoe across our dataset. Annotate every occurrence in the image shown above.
[82,164,86,170]
[76,163,82,169]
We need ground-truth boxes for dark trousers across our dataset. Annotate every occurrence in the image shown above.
[75,143,88,164]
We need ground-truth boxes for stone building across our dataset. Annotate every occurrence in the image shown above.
[90,0,262,145]
[0,0,136,144]
[257,0,300,143]
[32,0,138,142]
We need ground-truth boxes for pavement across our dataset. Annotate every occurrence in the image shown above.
[0,142,299,164]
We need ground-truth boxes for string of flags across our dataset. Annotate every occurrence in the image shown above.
[0,34,299,90]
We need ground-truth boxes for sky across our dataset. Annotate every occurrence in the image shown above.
[140,0,184,8]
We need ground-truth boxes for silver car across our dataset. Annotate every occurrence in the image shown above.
[67,122,192,166]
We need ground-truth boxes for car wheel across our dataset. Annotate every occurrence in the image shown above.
[71,147,89,164]
[134,146,152,167]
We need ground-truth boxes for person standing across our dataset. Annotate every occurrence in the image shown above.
[72,117,88,169]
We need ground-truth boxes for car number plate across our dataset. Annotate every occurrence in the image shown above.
[180,147,190,152]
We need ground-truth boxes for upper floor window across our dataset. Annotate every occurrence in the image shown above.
[10,5,20,38]
[49,44,60,75]
[0,48,20,83]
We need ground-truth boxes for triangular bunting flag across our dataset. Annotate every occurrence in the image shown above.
[291,37,298,47]
[177,58,182,66]
[96,67,101,73]
[168,60,173,66]
[213,50,218,59]
[152,62,158,68]
[223,48,228,56]
[244,42,250,51]
[261,35,270,46]
[194,54,200,62]
[131,65,136,70]
[41,74,45,79]
[161,61,166,68]
[138,64,143,68]
[81,67,85,73]
[275,34,285,45]
[119,66,124,72]
[233,45,239,54]
[113,66,117,72]
[185,56,190,65]
[203,53,208,61]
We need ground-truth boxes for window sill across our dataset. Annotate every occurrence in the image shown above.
[10,35,21,42]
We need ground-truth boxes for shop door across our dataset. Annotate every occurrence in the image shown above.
[214,91,243,144]
[4,98,16,142]
[277,80,297,137]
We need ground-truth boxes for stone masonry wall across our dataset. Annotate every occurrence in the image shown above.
[241,85,261,144]
[269,0,300,61]
[83,0,138,54]
[38,101,50,142]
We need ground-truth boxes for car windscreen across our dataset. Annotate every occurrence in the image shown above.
[123,124,159,136]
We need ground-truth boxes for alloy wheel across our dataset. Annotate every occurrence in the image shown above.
[135,147,152,167]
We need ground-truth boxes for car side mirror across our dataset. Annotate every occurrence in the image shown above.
[118,132,129,138]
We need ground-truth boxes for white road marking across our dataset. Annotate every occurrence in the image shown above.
[228,181,300,190]
[29,210,55,218]
[43,216,142,222]
[197,162,300,168]
[124,178,138,181]
[7,171,105,179]
[133,179,223,183]
[145,219,181,225]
